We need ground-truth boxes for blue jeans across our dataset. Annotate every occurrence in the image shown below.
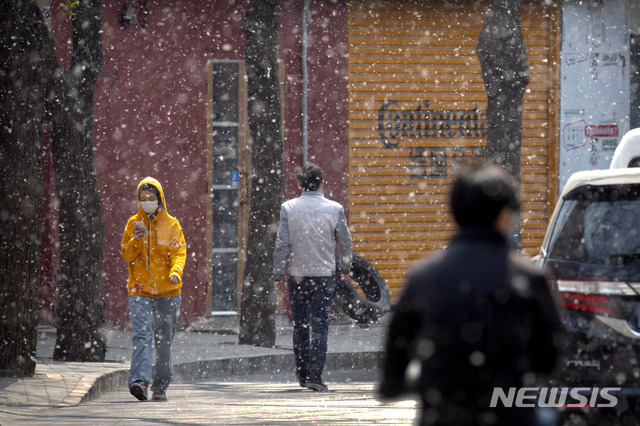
[128,295,181,393]
[288,276,335,381]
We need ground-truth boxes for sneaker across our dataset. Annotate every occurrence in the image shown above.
[129,381,148,401]
[151,391,166,401]
[306,378,328,392]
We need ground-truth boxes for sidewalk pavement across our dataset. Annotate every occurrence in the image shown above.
[0,315,388,410]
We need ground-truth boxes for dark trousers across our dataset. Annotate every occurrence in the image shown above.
[288,275,335,381]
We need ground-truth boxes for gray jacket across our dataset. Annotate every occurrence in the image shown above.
[272,191,352,281]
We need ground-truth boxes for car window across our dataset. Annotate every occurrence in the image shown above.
[548,184,640,265]
[546,199,577,258]
[583,200,640,263]
[548,199,587,262]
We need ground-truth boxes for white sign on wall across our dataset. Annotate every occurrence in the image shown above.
[559,0,630,191]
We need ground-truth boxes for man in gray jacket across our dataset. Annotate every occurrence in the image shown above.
[273,163,352,391]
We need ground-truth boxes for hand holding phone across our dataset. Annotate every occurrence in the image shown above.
[133,221,147,240]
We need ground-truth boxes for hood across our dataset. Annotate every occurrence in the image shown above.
[136,176,167,216]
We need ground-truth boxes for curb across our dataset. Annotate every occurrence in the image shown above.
[80,368,130,404]
[81,350,383,404]
[174,350,383,382]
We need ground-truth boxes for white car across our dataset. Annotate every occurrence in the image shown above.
[535,165,640,422]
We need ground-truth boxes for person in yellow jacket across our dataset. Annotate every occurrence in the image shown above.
[121,177,186,401]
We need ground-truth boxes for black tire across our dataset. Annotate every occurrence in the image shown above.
[333,253,391,324]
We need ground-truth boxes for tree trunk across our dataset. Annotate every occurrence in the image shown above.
[476,0,529,246]
[50,0,106,361]
[0,0,56,376]
[238,0,284,347]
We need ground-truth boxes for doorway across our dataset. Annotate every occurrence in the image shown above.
[205,59,250,314]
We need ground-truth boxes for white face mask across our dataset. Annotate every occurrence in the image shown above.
[140,200,159,215]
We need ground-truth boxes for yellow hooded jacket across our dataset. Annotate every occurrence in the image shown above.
[121,177,187,298]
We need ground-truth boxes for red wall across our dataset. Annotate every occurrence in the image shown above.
[43,0,349,327]
[280,0,349,209]
[305,1,349,209]
[39,134,59,324]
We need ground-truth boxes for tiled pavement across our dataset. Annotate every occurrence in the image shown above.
[0,316,387,411]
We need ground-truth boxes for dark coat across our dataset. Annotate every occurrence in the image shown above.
[380,228,563,425]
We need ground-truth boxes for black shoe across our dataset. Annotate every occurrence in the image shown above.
[295,370,308,388]
[129,381,148,401]
[306,378,328,392]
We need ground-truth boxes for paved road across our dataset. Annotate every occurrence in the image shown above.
[1,370,418,425]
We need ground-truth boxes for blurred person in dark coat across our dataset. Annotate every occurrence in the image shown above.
[380,162,563,426]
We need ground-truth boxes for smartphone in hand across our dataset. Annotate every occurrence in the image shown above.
[133,220,147,237]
